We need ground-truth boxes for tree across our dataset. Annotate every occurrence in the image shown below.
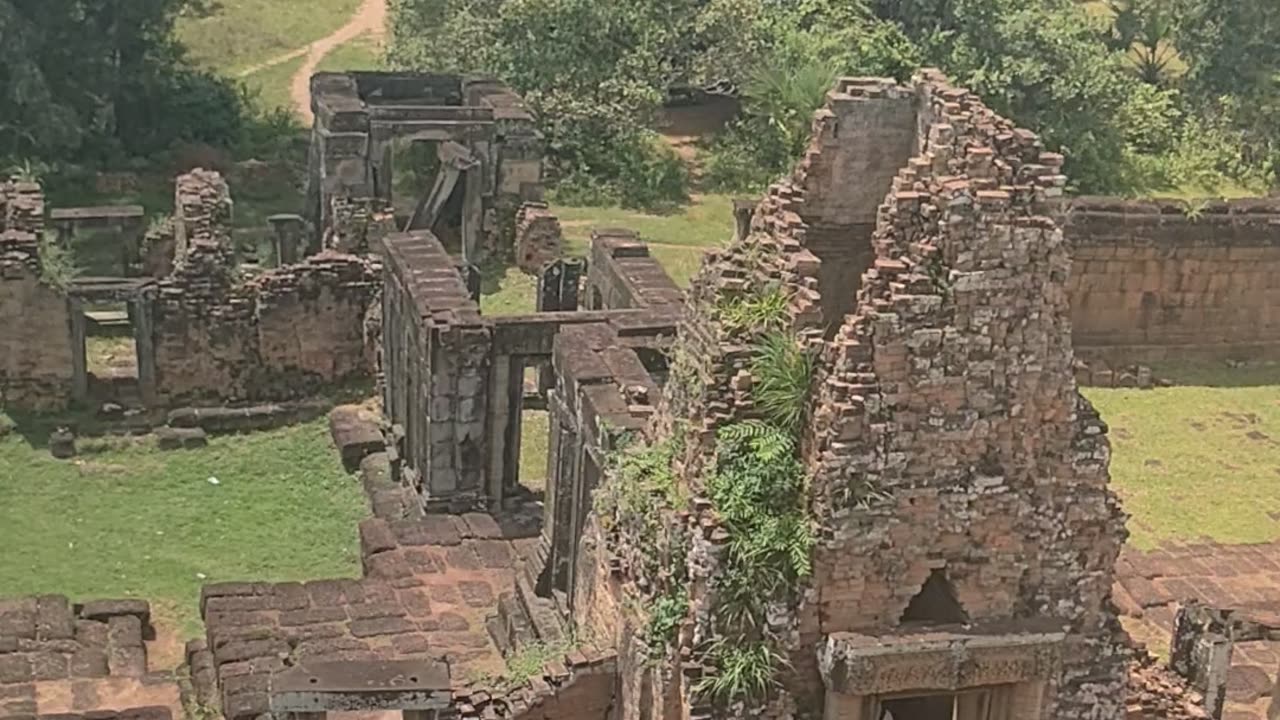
[0,0,246,167]
[1107,0,1179,85]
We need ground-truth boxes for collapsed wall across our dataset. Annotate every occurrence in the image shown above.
[574,72,1131,720]
[152,170,381,404]
[0,181,75,412]
[1063,197,1280,362]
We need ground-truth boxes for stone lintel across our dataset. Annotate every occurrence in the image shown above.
[819,625,1065,696]
[270,660,451,711]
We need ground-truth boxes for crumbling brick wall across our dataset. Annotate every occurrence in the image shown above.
[152,170,381,404]
[575,71,1131,720]
[802,71,1127,719]
[0,181,74,411]
[1063,197,1280,362]
[514,202,563,274]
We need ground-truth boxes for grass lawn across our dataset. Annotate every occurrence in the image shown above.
[243,54,310,114]
[177,0,363,75]
[520,410,550,492]
[0,418,366,637]
[317,33,386,73]
[1085,363,1280,549]
[555,193,735,259]
[476,193,733,315]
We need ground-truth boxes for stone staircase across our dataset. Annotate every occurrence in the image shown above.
[488,540,569,657]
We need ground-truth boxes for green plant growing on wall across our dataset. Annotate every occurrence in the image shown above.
[644,587,690,657]
[1181,198,1210,220]
[751,333,815,434]
[714,286,789,335]
[599,428,692,659]
[696,639,785,705]
[37,235,79,290]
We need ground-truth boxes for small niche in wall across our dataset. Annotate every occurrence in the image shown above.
[900,568,968,626]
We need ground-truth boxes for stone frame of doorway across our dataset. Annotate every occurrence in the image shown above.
[818,625,1065,720]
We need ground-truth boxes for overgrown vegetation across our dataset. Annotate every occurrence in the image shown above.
[714,286,790,335]
[36,234,79,290]
[750,333,816,434]
[390,0,1277,202]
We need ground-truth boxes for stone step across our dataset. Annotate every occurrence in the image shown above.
[514,565,567,646]
[489,591,537,659]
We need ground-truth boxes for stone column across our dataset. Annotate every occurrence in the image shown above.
[132,293,157,406]
[68,297,88,404]
[268,213,306,265]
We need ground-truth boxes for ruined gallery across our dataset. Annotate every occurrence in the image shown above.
[0,70,1277,720]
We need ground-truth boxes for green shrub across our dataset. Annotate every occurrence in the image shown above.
[644,588,689,655]
[714,286,789,335]
[696,639,784,704]
[751,333,815,434]
[37,236,80,290]
[701,122,788,194]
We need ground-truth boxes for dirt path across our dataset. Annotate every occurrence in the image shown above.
[289,0,388,123]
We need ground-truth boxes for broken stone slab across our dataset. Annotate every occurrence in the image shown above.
[78,599,151,627]
[329,404,384,472]
[49,428,76,459]
[154,426,209,450]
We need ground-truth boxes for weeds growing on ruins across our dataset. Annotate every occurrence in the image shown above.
[2,0,1280,718]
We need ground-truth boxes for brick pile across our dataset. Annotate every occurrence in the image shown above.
[513,202,563,273]
[172,168,234,279]
[1127,650,1210,719]
[328,196,396,255]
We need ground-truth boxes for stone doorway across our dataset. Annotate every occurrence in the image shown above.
[875,689,998,720]
[68,278,157,408]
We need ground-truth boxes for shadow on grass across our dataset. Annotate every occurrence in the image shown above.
[1151,361,1280,388]
[1,378,376,450]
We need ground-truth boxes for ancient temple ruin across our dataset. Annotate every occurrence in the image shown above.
[1,69,1277,720]
[306,72,544,262]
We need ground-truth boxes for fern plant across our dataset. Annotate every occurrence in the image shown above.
[751,333,815,433]
[37,236,80,290]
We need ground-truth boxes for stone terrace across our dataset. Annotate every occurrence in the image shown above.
[1115,541,1280,719]
[0,597,181,718]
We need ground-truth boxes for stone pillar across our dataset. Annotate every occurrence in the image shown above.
[268,213,306,266]
[1171,604,1234,720]
[485,354,523,509]
[462,166,484,264]
[732,198,755,242]
[132,294,157,406]
[69,297,87,404]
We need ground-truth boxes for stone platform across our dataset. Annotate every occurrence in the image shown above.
[1115,540,1280,719]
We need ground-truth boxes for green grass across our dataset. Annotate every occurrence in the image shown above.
[243,54,309,114]
[177,0,364,75]
[520,410,549,492]
[1085,363,1280,549]
[480,264,539,316]
[0,418,367,636]
[317,33,385,73]
[554,193,735,255]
